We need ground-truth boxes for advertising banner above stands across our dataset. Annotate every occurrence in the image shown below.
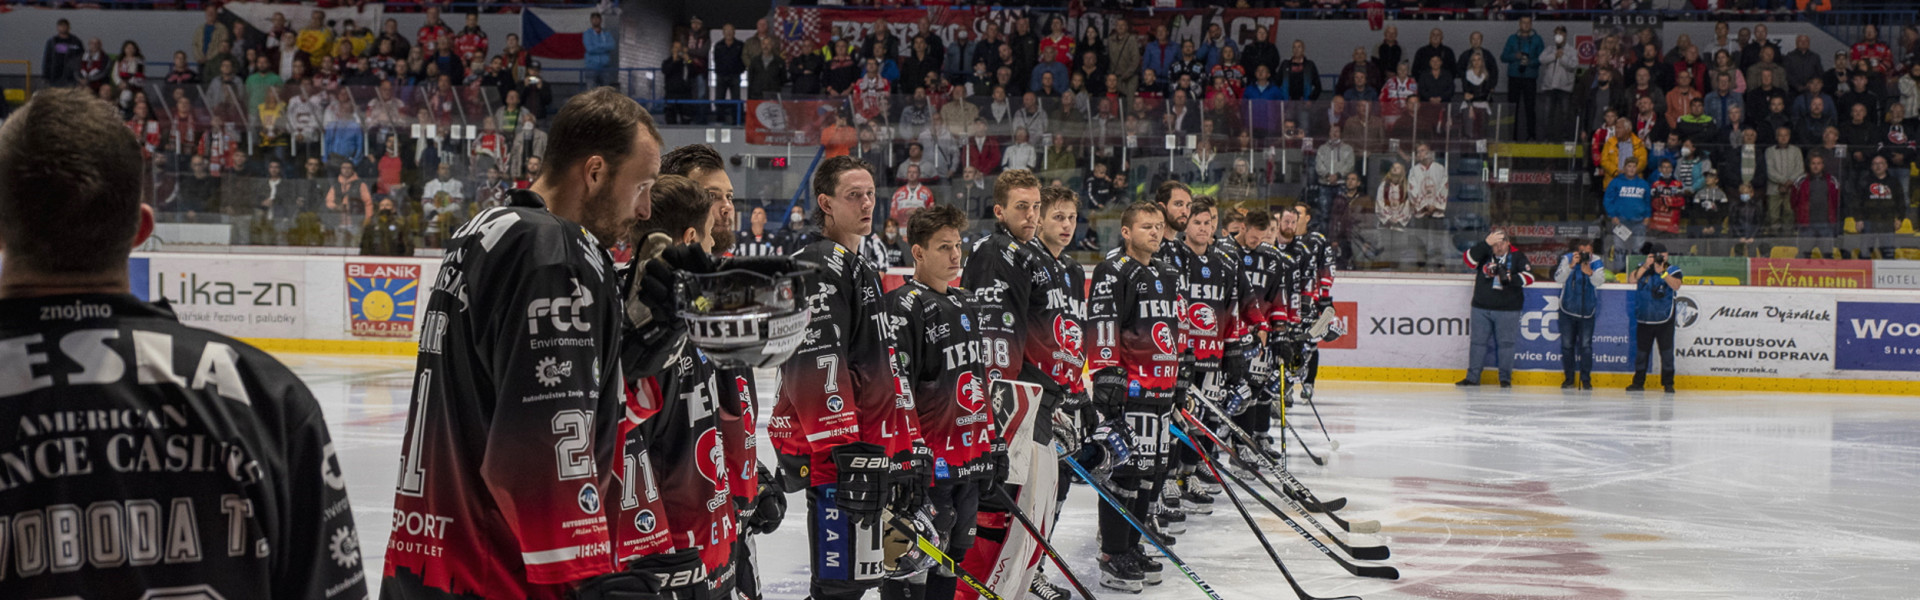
[1748,258,1874,289]
[1872,260,1920,290]
[772,6,1282,61]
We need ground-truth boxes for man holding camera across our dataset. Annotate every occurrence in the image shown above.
[1628,242,1685,393]
[1458,230,1535,388]
[1555,239,1608,390]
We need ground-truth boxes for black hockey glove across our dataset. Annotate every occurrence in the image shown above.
[623,234,717,380]
[1072,417,1135,470]
[981,438,1011,487]
[743,463,787,535]
[890,443,933,515]
[572,548,706,600]
[831,443,891,528]
[1051,408,1083,456]
[1092,368,1128,418]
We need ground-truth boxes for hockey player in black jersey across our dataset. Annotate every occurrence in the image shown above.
[956,170,1074,600]
[1283,203,1338,404]
[0,88,368,600]
[1087,202,1186,592]
[384,89,675,600]
[1020,185,1090,600]
[658,144,787,600]
[1222,211,1288,447]
[882,204,998,600]
[771,155,930,600]
[1172,198,1237,512]
[1143,180,1196,539]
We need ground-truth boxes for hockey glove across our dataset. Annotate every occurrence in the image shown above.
[743,463,787,535]
[982,438,1011,486]
[1073,417,1135,470]
[831,443,891,528]
[890,442,933,515]
[571,548,705,600]
[1051,408,1084,455]
[622,235,718,380]
[1222,378,1256,416]
[1092,368,1128,417]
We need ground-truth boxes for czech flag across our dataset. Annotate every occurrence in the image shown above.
[523,7,597,60]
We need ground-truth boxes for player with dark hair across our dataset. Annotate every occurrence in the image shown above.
[382,87,673,600]
[661,143,739,255]
[1133,179,1196,540]
[658,146,785,599]
[1032,186,1090,518]
[1223,209,1293,448]
[1171,197,1237,510]
[882,203,997,600]
[773,154,930,600]
[1283,203,1338,404]
[1087,201,1185,592]
[0,87,368,600]
[957,169,1075,600]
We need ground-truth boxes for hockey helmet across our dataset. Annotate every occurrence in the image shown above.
[675,261,814,370]
[881,505,942,580]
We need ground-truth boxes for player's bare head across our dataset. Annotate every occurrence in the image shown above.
[1187,196,1219,242]
[1240,208,1272,245]
[634,174,716,251]
[1038,186,1079,249]
[1154,180,1192,232]
[0,87,148,277]
[1120,201,1165,257]
[661,143,725,179]
[541,88,661,247]
[1276,206,1300,235]
[992,169,1043,241]
[1292,202,1315,231]
[909,204,967,283]
[812,155,876,241]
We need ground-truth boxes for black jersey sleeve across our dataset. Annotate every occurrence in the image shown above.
[961,235,1032,379]
[279,402,369,600]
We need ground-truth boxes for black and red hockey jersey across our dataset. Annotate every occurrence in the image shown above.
[1180,243,1239,369]
[624,352,739,581]
[1029,239,1090,394]
[772,234,925,488]
[1220,240,1277,339]
[384,191,627,599]
[884,281,998,482]
[1268,241,1306,331]
[718,368,760,514]
[0,293,367,600]
[1087,254,1186,403]
[962,225,1079,396]
[1290,231,1336,309]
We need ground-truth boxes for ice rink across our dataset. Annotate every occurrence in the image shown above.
[296,353,1920,600]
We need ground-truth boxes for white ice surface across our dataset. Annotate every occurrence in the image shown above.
[290,353,1920,600]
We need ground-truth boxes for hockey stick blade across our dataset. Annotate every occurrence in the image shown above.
[889,516,1007,600]
[1168,425,1368,599]
[1286,420,1329,466]
[1194,397,1351,514]
[1053,443,1226,600]
[1179,411,1390,561]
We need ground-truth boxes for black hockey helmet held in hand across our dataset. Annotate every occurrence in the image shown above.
[673,258,817,369]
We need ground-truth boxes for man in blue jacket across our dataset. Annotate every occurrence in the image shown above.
[1555,238,1608,390]
[1604,158,1652,272]
[1628,242,1685,394]
[1502,16,1545,141]
[584,12,618,87]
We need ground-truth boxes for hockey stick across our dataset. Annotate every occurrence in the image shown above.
[1285,419,1329,466]
[1172,424,1398,582]
[990,485,1101,600]
[1166,425,1369,599]
[1053,443,1226,600]
[1296,345,1341,451]
[889,515,1007,600]
[1178,410,1390,561]
[1194,397,1374,533]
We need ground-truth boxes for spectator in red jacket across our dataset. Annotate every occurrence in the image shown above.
[962,118,1002,175]
[1791,154,1842,236]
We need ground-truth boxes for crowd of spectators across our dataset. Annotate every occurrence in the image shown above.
[666,9,1920,267]
[30,5,617,251]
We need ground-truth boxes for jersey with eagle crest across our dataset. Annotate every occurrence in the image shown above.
[961,224,1079,396]
[884,281,999,481]
[1087,254,1187,402]
[621,350,741,586]
[1181,244,1239,369]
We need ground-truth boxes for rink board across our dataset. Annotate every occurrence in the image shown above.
[131,252,1920,393]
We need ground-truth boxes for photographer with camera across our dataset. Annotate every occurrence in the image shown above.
[1628,242,1685,394]
[1458,230,1535,388]
[1555,238,1608,390]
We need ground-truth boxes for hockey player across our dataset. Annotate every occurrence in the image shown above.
[383,88,672,599]
[1088,202,1186,592]
[1144,181,1196,540]
[1284,203,1337,403]
[0,88,368,600]
[956,170,1075,600]
[772,155,930,600]
[1171,197,1236,512]
[1224,210,1291,447]
[883,204,1000,600]
[1024,186,1091,600]
[659,144,787,600]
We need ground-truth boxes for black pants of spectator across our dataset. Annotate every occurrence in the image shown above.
[1631,321,1676,389]
[1560,313,1595,385]
[714,75,742,124]
[1511,76,1538,141]
[1542,89,1572,140]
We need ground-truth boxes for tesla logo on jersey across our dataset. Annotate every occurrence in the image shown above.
[827,395,846,412]
[956,371,985,412]
[1053,315,1083,354]
[636,509,658,533]
[1187,304,1218,334]
[578,483,601,514]
[1152,322,1176,355]
[696,429,724,483]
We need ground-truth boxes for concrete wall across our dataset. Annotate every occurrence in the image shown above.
[0,7,582,75]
